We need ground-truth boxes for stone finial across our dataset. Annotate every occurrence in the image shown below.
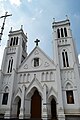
[66,15,69,20]
[21,25,23,30]
[53,18,55,22]
[10,27,12,31]
[9,27,12,33]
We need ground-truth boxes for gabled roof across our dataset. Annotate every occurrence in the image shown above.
[18,46,56,72]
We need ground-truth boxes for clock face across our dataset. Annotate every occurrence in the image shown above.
[32,57,42,68]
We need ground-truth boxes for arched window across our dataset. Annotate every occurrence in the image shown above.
[7,60,11,73]
[13,37,16,45]
[7,57,13,73]
[16,37,18,45]
[57,29,60,38]
[46,72,49,81]
[42,72,45,81]
[22,40,25,50]
[10,37,13,46]
[2,93,8,105]
[62,49,69,67]
[10,58,13,72]
[64,28,67,37]
[27,73,30,82]
[65,51,69,67]
[66,90,74,104]
[2,86,9,105]
[61,28,64,37]
[50,72,53,81]
[34,58,39,67]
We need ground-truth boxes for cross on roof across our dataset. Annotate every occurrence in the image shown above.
[34,39,40,46]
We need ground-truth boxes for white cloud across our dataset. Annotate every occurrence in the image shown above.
[78,54,80,64]
[9,0,21,6]
[27,0,32,3]
[39,9,43,14]
[32,17,36,21]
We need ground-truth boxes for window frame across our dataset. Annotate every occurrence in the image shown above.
[66,90,74,104]
[34,58,39,67]
[62,49,69,68]
[2,93,8,105]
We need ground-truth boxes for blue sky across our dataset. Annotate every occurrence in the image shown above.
[0,0,80,68]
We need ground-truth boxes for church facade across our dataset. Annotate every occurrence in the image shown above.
[0,18,80,120]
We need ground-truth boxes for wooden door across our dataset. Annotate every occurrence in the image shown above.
[31,90,41,118]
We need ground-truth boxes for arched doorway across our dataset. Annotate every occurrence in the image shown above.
[11,96,21,118]
[51,98,57,119]
[31,90,41,119]
[17,98,21,117]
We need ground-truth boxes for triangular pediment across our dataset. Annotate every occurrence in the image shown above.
[48,87,57,100]
[26,76,43,98]
[18,46,56,72]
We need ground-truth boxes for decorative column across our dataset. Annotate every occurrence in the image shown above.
[42,85,48,120]
[19,85,25,119]
[56,65,65,120]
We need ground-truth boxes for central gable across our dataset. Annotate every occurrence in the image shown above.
[18,46,56,72]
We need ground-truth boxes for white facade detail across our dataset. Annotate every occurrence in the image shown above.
[0,18,80,120]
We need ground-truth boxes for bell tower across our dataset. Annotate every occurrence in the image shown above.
[1,26,27,73]
[52,17,75,68]
[52,18,80,117]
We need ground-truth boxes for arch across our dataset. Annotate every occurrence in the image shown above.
[48,87,57,102]
[14,88,22,100]
[48,95,57,119]
[4,86,9,93]
[31,90,41,119]
[48,95,57,103]
[42,72,45,81]
[16,37,18,45]
[12,96,21,118]
[46,72,49,81]
[10,58,13,72]
[59,47,72,68]
[26,78,43,99]
[64,27,67,37]
[66,82,73,89]
[2,85,9,93]
[62,49,69,67]
[2,86,9,105]
[7,59,11,73]
[50,72,53,81]
[27,73,30,82]
[63,80,74,90]
[13,37,16,45]
[7,57,13,73]
[61,28,64,37]
[57,29,60,38]
[51,98,57,119]
[10,37,13,46]
[27,87,42,99]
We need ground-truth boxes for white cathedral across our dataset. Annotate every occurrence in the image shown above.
[0,18,80,120]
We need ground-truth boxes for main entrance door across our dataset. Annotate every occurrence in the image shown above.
[31,90,41,119]
[51,98,57,119]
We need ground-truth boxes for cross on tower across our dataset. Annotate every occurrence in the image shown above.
[34,39,40,46]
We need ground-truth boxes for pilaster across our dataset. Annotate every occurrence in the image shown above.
[19,85,25,119]
[42,85,48,120]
